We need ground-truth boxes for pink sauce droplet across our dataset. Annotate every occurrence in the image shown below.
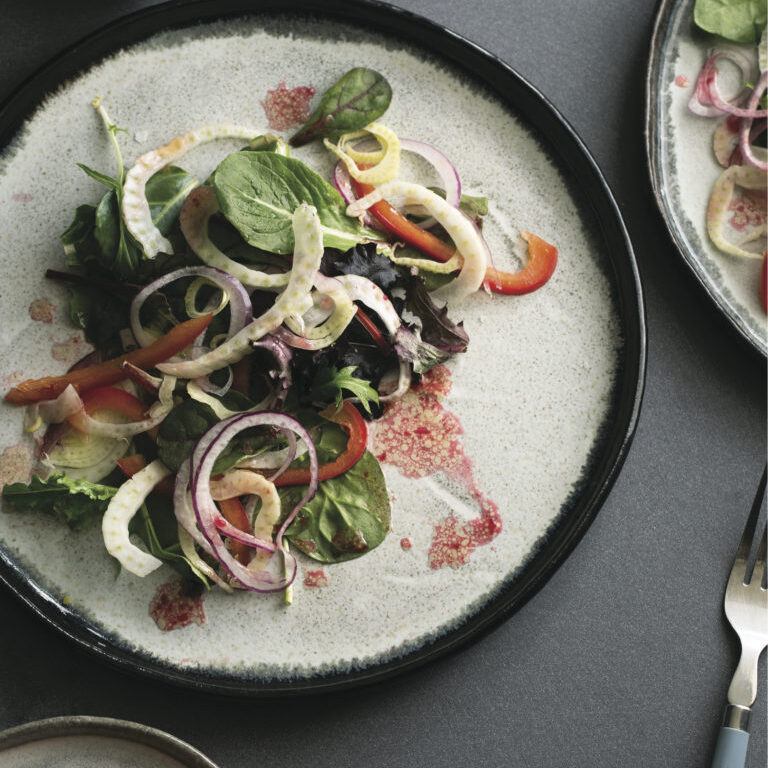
[1,370,24,389]
[0,444,33,486]
[370,365,502,571]
[400,537,412,551]
[304,569,329,588]
[11,192,33,203]
[261,81,316,131]
[149,580,206,631]
[29,298,56,324]
[50,335,88,365]
[674,74,690,87]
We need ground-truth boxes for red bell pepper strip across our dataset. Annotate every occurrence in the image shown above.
[75,386,148,422]
[5,313,212,406]
[273,401,368,487]
[354,306,391,354]
[353,180,557,295]
[353,179,455,263]
[484,231,558,295]
[217,497,252,565]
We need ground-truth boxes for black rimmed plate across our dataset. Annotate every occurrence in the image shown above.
[646,0,767,356]
[0,0,645,695]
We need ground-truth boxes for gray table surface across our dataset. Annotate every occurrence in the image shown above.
[0,1,766,766]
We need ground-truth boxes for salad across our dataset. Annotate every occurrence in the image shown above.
[1,68,556,603]
[687,0,767,308]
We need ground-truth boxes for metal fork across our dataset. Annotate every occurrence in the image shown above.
[711,467,767,768]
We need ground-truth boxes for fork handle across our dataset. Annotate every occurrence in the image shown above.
[711,705,751,768]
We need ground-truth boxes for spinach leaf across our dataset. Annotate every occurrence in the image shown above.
[2,473,116,531]
[147,166,200,235]
[62,154,198,280]
[282,451,391,563]
[156,399,221,472]
[289,68,392,147]
[61,204,99,268]
[68,285,131,358]
[693,0,766,43]
[156,395,276,474]
[93,188,144,279]
[129,496,210,588]
[213,151,380,253]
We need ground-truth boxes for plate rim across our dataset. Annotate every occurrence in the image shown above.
[0,0,646,696]
[0,715,219,767]
[644,0,767,358]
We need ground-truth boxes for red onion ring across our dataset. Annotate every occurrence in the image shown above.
[333,162,379,228]
[189,411,318,592]
[334,137,462,230]
[129,266,253,351]
[689,50,763,118]
[399,138,461,228]
[739,72,768,172]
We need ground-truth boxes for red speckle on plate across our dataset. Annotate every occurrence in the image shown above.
[149,579,206,631]
[304,569,329,588]
[261,82,316,131]
[370,365,502,570]
[400,537,412,551]
[0,444,33,486]
[1,370,24,389]
[28,298,56,324]
[11,192,33,203]
[674,74,690,87]
[51,335,88,365]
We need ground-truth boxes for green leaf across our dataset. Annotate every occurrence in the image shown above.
[92,188,144,279]
[77,162,120,191]
[282,451,391,562]
[309,364,379,415]
[60,204,99,268]
[289,68,392,147]
[2,473,117,531]
[146,165,200,235]
[68,285,131,357]
[694,0,767,43]
[156,399,221,472]
[129,496,210,588]
[213,151,379,253]
[156,396,277,474]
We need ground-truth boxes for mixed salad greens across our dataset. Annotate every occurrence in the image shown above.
[689,0,767,308]
[2,68,557,601]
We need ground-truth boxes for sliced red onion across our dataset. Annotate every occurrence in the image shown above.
[250,334,293,405]
[689,50,762,118]
[399,138,461,228]
[739,72,768,172]
[121,361,161,395]
[129,266,253,351]
[190,411,318,592]
[333,162,378,229]
[192,365,233,397]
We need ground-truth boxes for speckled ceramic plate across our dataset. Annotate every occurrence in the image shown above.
[0,0,644,694]
[647,0,767,356]
[0,716,219,767]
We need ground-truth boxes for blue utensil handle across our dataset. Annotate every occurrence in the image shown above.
[711,727,750,768]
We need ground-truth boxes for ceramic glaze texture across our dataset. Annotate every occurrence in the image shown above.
[0,16,621,681]
[654,0,767,353]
